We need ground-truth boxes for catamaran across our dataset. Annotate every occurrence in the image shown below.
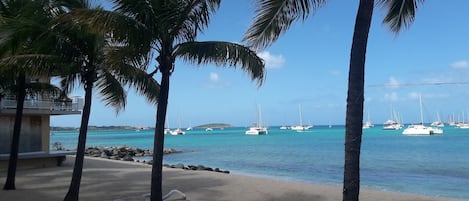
[245,104,268,135]
[402,94,443,135]
[290,104,312,132]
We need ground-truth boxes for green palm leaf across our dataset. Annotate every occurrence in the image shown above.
[378,0,424,33]
[243,0,326,50]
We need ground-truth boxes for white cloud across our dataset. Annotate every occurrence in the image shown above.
[450,60,469,69]
[329,70,341,76]
[209,72,219,82]
[258,51,285,69]
[408,92,421,100]
[386,76,401,89]
[384,92,399,102]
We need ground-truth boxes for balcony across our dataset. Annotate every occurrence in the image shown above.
[0,98,82,115]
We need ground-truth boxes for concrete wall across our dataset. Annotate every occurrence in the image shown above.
[0,115,49,154]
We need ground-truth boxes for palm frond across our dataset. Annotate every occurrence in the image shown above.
[117,65,160,106]
[95,70,127,113]
[378,0,424,33]
[243,0,326,50]
[56,8,152,56]
[24,82,62,97]
[0,54,63,76]
[175,41,265,86]
[105,46,159,105]
[105,45,151,71]
[169,0,221,43]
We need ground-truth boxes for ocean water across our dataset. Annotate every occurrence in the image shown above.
[51,126,469,200]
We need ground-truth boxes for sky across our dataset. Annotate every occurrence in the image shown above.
[51,0,469,128]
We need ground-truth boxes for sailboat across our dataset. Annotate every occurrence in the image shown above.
[245,104,268,135]
[402,94,443,135]
[457,111,469,129]
[362,111,374,129]
[290,104,312,132]
[186,120,193,131]
[430,112,445,127]
[170,114,186,135]
[383,105,403,130]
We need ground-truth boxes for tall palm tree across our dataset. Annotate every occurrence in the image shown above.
[47,2,160,201]
[62,1,265,200]
[243,0,422,200]
[0,0,64,190]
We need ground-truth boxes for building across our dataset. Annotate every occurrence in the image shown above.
[0,77,82,170]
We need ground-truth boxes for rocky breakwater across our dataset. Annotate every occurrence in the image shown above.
[84,146,181,162]
[163,163,230,174]
[84,146,230,174]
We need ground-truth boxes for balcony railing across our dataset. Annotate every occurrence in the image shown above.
[0,98,82,113]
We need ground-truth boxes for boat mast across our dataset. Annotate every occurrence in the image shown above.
[419,94,424,125]
[298,104,303,126]
[257,104,263,128]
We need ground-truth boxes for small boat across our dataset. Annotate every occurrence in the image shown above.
[169,128,185,135]
[362,112,374,129]
[245,124,268,135]
[383,120,403,130]
[402,124,443,135]
[186,121,193,130]
[402,94,443,135]
[290,104,312,132]
[245,104,268,135]
[430,112,445,127]
[205,127,213,131]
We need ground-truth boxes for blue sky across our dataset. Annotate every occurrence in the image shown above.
[51,0,469,128]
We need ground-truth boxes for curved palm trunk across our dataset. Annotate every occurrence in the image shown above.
[343,0,374,201]
[63,82,93,201]
[151,71,170,201]
[3,73,26,190]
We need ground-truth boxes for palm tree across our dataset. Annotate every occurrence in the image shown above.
[62,1,265,200]
[51,5,159,201]
[0,0,64,190]
[0,0,159,199]
[243,0,422,200]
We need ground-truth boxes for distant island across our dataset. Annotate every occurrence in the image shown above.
[51,125,153,132]
[51,123,232,132]
[194,123,231,128]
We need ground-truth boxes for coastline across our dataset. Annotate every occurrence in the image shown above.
[0,156,460,201]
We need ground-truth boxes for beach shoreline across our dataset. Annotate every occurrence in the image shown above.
[0,156,460,201]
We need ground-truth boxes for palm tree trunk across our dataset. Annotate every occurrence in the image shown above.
[343,0,374,201]
[151,71,170,201]
[63,81,93,201]
[3,73,26,190]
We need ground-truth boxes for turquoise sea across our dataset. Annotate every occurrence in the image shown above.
[51,126,469,200]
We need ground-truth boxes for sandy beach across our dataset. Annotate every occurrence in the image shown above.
[0,156,459,201]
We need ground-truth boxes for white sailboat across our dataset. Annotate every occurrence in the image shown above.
[170,115,186,135]
[245,104,268,135]
[457,111,469,129]
[186,120,193,131]
[402,94,443,135]
[430,112,445,127]
[362,111,374,129]
[290,104,312,132]
[383,105,403,130]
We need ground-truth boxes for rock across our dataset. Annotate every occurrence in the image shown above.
[173,163,185,169]
[100,152,109,159]
[122,155,134,161]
